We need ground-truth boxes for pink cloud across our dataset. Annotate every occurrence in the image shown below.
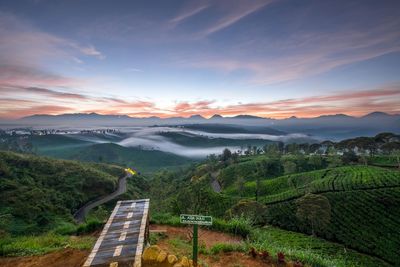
[1,84,399,119]
[0,104,72,119]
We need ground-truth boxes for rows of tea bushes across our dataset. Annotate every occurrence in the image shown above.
[257,166,400,264]
[257,166,400,204]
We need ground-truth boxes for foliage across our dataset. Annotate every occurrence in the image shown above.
[150,158,400,264]
[295,194,331,236]
[0,150,122,235]
[209,242,247,254]
[225,200,266,225]
[250,227,391,267]
[258,166,400,265]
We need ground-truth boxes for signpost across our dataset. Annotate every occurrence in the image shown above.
[180,214,212,266]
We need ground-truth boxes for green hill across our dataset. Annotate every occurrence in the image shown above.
[160,132,273,147]
[67,143,195,173]
[1,134,195,173]
[149,156,400,265]
[222,165,400,265]
[0,151,125,235]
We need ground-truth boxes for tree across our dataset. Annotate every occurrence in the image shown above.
[309,143,321,154]
[327,156,342,168]
[295,193,331,236]
[231,152,239,163]
[283,160,297,174]
[341,150,358,164]
[221,148,232,162]
[264,143,281,157]
[252,146,258,155]
[308,155,323,170]
[286,143,299,154]
[277,141,285,154]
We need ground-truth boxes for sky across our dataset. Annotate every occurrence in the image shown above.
[0,0,399,119]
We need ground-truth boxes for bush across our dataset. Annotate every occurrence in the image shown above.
[209,242,247,254]
[150,213,182,227]
[225,200,267,225]
[212,216,252,238]
[52,222,78,236]
[76,219,104,235]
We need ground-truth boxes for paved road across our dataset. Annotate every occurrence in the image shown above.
[210,171,222,193]
[74,173,131,223]
[83,199,150,267]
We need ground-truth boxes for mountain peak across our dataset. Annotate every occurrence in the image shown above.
[362,111,390,118]
[210,114,223,119]
[233,115,262,119]
[189,114,205,119]
[317,114,352,119]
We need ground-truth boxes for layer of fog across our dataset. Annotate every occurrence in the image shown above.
[116,127,314,158]
[60,126,316,158]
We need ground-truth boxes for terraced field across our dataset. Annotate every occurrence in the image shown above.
[226,166,400,265]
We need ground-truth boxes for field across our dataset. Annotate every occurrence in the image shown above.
[222,166,400,265]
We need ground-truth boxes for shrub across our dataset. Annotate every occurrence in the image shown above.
[210,243,247,254]
[212,216,252,238]
[76,219,103,235]
[52,222,77,236]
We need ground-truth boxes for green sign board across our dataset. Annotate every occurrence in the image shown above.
[180,214,213,226]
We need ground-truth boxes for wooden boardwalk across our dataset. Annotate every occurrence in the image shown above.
[83,199,150,267]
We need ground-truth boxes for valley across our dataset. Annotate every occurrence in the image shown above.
[0,127,399,266]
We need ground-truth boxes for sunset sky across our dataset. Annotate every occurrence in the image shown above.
[0,0,399,119]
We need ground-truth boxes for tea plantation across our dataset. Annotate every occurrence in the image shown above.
[225,166,400,265]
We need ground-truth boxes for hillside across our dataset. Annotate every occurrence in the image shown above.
[149,155,400,265]
[159,131,274,148]
[0,133,195,173]
[221,166,400,264]
[0,151,127,235]
[67,143,195,172]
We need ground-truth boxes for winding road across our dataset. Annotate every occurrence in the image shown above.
[210,170,222,193]
[74,172,131,223]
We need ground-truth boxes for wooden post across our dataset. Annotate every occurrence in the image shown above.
[193,224,198,266]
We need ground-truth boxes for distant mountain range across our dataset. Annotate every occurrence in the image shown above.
[1,111,399,140]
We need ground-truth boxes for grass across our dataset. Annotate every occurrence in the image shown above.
[0,233,95,257]
[209,242,247,255]
[167,237,192,258]
[150,214,391,267]
[150,213,182,227]
[250,226,391,267]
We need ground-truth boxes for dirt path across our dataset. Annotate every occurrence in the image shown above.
[150,224,242,249]
[0,249,89,267]
[74,173,130,223]
[0,224,272,267]
[150,224,273,267]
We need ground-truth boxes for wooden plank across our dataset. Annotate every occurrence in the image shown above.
[83,199,150,267]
